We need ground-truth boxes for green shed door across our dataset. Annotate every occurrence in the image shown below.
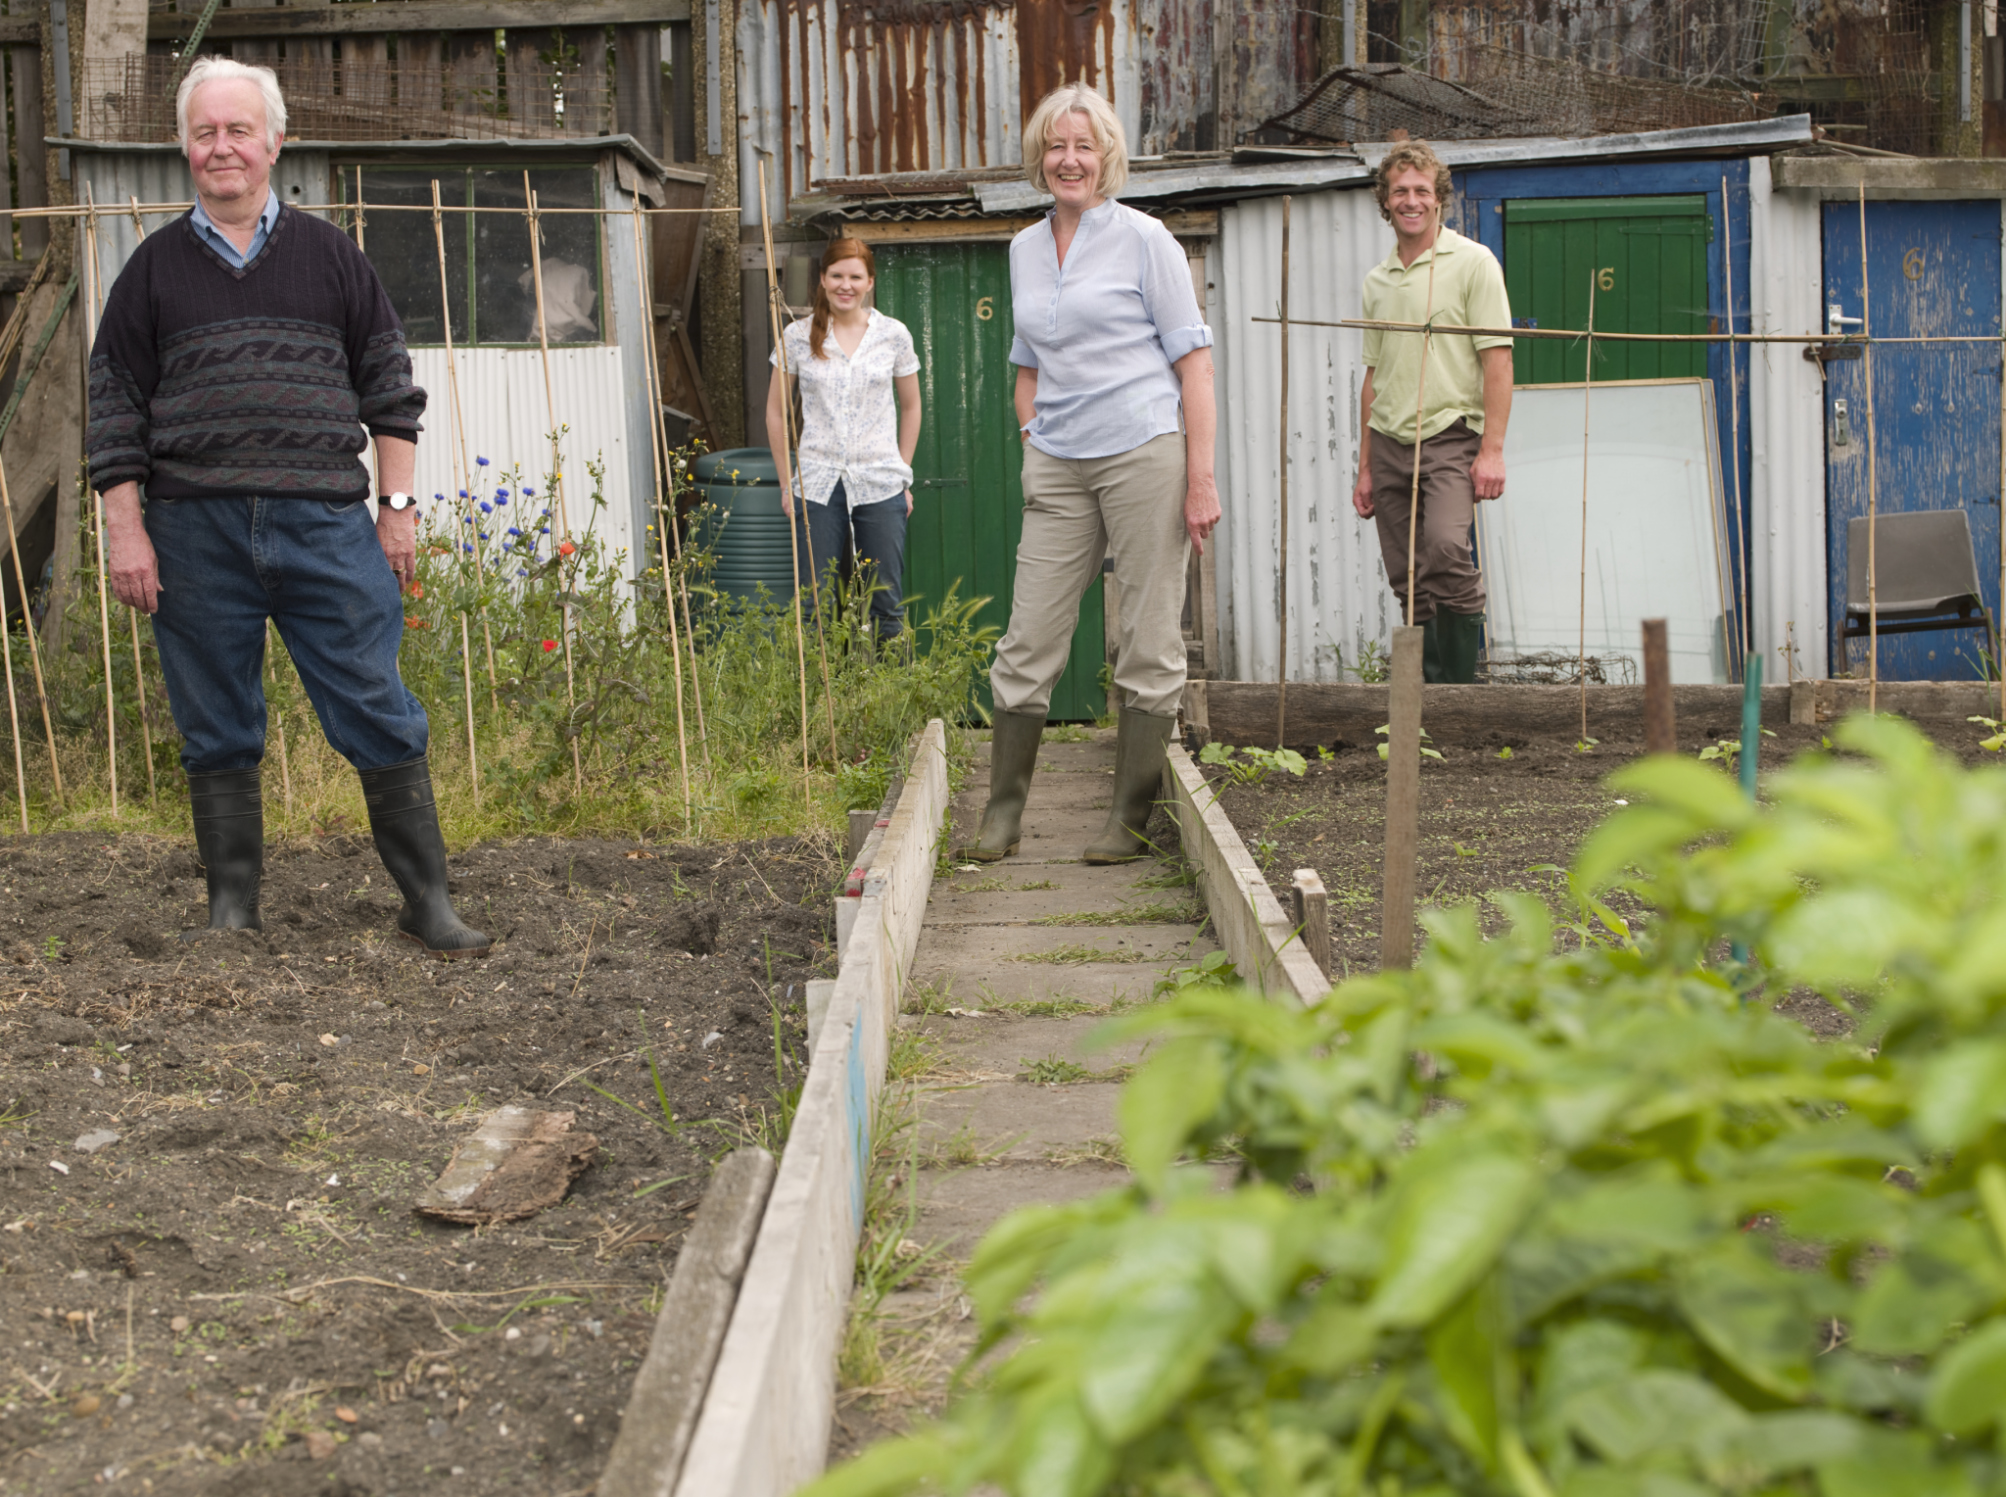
[875,243,1107,722]
[1503,196,1711,384]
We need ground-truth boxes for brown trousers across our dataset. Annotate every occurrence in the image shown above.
[1367,418,1486,622]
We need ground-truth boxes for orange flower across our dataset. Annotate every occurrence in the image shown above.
[558,540,576,557]
[405,616,430,630]
[542,639,559,652]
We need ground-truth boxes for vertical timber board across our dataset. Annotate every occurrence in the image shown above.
[1822,198,2004,681]
[506,28,558,134]
[615,24,665,155]
[670,723,947,1497]
[12,47,46,259]
[876,242,1107,721]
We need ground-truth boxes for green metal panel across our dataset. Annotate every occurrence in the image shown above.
[875,243,1107,722]
[1504,195,1711,385]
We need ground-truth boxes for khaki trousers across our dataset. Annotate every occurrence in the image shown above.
[1367,418,1486,622]
[990,432,1190,719]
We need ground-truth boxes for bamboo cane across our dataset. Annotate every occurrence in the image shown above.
[1402,209,1442,629]
[2,602,27,833]
[633,217,710,756]
[82,189,119,817]
[522,175,583,792]
[1859,180,1880,717]
[758,161,839,769]
[265,623,292,818]
[460,611,481,806]
[627,202,694,819]
[429,179,499,712]
[0,456,61,803]
[1577,274,1598,746]
[1720,175,1751,673]
[1277,195,1291,749]
[353,167,366,250]
[122,197,157,799]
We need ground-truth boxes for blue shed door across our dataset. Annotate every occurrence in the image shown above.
[1822,201,2002,680]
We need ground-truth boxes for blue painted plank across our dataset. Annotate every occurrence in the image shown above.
[1822,200,2002,682]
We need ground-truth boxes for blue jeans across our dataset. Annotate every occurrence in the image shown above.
[146,496,429,774]
[794,480,908,638]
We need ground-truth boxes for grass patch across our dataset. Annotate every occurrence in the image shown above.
[1030,902,1201,927]
[1010,944,1155,966]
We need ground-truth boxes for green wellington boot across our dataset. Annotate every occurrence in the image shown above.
[1438,609,1486,684]
[957,710,1046,862]
[1421,617,1446,684]
[1082,708,1177,865]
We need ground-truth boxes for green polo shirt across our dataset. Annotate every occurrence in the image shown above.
[1361,226,1513,446]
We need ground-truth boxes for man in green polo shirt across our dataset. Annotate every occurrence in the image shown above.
[1351,140,1514,684]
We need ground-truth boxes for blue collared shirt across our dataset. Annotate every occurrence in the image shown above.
[1007,197,1213,461]
[190,189,281,269]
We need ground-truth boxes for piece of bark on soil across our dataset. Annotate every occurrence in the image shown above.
[415,1106,599,1225]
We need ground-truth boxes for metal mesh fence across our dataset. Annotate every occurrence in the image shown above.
[81,54,615,144]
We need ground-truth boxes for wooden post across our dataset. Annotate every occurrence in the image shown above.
[1576,272,1597,746]
[1402,216,1441,627]
[1277,194,1290,748]
[1641,618,1675,753]
[1379,624,1424,970]
[1290,867,1331,978]
[2,602,27,833]
[82,189,118,817]
[523,175,583,791]
[627,201,695,816]
[846,808,874,864]
[1857,179,1879,716]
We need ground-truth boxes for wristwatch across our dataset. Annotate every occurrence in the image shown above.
[380,492,419,512]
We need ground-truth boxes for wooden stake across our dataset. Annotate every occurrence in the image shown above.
[1379,624,1425,970]
[1,604,28,833]
[1289,867,1330,978]
[123,199,157,800]
[1577,273,1597,746]
[1858,180,1880,717]
[353,167,366,250]
[0,457,62,804]
[1277,195,1291,748]
[460,611,481,806]
[523,175,583,791]
[1642,618,1675,753]
[430,178,498,712]
[1403,211,1441,628]
[82,190,118,817]
[627,202,694,820]
[758,161,839,769]
[1720,176,1751,673]
[266,623,292,819]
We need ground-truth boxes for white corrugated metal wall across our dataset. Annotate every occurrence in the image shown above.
[409,345,638,582]
[1745,156,1829,679]
[1215,188,1400,683]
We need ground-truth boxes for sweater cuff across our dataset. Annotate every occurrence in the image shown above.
[365,420,423,441]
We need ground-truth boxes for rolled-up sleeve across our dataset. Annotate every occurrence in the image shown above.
[1467,246,1514,352]
[1141,225,1212,365]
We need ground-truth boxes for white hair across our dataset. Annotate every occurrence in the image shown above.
[176,57,287,153]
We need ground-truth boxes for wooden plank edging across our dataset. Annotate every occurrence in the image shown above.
[668,720,949,1496]
[1164,742,1331,1007]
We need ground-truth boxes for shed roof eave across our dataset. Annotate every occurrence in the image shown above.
[52,133,678,181]
[1353,114,1817,171]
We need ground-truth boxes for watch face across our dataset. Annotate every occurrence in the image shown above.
[386,493,415,511]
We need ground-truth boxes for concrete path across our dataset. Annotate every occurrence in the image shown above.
[827,727,1216,1460]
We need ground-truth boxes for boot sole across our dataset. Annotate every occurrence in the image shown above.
[1080,850,1146,866]
[398,929,493,961]
[952,842,1020,863]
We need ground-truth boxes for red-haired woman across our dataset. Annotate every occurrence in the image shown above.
[764,238,923,638]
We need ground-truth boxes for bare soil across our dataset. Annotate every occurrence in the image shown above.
[0,830,836,1495]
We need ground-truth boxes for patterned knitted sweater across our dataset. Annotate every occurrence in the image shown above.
[87,205,425,501]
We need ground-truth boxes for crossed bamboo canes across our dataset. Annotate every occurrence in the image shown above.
[79,186,121,817]
[0,257,64,815]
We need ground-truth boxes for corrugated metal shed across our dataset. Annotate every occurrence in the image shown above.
[1212,188,1400,684]
[70,145,333,286]
[1744,154,1828,679]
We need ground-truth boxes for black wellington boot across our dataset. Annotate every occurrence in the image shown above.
[956,710,1046,862]
[1082,708,1176,865]
[187,768,264,932]
[358,758,491,959]
[1421,616,1447,684]
[1439,609,1486,685]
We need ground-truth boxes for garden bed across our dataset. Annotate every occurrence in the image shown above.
[0,829,835,1496]
[1201,720,1998,992]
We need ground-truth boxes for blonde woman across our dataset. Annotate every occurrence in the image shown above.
[960,83,1218,865]
[765,237,922,638]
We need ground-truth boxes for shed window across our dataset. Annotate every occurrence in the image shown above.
[340,165,603,347]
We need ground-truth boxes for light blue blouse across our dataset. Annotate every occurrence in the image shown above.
[1007,198,1213,461]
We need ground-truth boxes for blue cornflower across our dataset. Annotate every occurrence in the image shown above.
[495,487,509,500]
[506,527,521,537]
[475,456,490,468]
[433,493,446,502]
[478,531,489,540]
[518,568,528,577]
[539,524,550,534]
[462,516,474,525]
[522,485,536,496]
[462,542,474,553]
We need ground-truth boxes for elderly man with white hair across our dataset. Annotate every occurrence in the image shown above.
[85,57,487,957]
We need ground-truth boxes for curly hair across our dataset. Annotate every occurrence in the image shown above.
[1373,141,1453,224]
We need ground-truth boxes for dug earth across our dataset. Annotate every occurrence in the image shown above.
[0,831,836,1494]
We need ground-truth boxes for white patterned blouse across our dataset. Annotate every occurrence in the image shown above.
[769,309,921,508]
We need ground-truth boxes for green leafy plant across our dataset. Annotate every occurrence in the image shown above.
[1698,727,1778,774]
[1970,714,2006,753]
[1375,724,1443,762]
[810,715,2006,1497]
[1498,745,1515,760]
[1152,948,1238,999]
[1199,742,1308,786]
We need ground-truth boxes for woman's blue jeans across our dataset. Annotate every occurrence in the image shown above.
[793,480,908,638]
[146,495,430,774]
